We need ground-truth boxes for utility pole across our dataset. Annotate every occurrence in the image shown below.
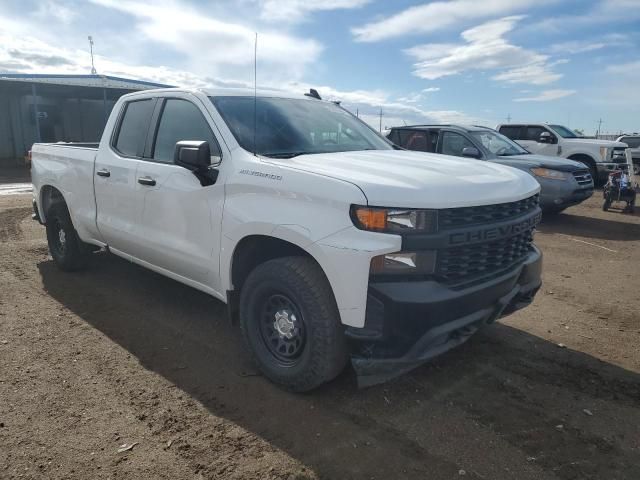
[88,36,97,75]
[506,113,512,123]
[596,118,604,137]
[379,107,383,132]
[356,108,359,118]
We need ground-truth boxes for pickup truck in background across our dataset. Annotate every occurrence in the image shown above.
[31,88,542,390]
[386,124,594,214]
[616,134,640,175]
[496,123,629,183]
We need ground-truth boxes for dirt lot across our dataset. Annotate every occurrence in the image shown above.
[1,178,639,480]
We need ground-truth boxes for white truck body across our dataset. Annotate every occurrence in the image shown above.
[496,123,629,182]
[32,88,542,389]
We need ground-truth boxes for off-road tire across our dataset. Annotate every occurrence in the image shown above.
[239,256,348,392]
[45,202,89,271]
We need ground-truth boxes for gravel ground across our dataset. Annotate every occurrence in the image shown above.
[1,181,639,479]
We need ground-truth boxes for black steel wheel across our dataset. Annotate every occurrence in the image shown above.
[258,293,307,366]
[239,256,348,392]
[45,202,89,271]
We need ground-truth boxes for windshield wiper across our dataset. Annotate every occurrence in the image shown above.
[261,151,313,159]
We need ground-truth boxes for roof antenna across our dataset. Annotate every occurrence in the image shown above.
[88,36,97,75]
[253,32,257,157]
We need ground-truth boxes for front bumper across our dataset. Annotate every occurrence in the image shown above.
[539,183,593,211]
[348,246,542,387]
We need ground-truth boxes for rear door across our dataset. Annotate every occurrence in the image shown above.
[396,129,436,152]
[94,97,155,254]
[131,94,226,290]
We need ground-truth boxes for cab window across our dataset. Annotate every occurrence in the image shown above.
[152,99,221,163]
[498,125,523,140]
[440,132,475,157]
[525,125,551,142]
[113,99,155,157]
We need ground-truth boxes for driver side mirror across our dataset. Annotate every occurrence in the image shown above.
[539,132,555,144]
[461,146,481,159]
[174,141,221,171]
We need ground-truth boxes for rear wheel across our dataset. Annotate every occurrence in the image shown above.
[45,202,89,271]
[239,256,348,392]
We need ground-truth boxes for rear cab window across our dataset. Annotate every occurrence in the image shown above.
[112,99,155,157]
[498,125,523,140]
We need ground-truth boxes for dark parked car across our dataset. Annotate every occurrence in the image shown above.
[387,125,594,213]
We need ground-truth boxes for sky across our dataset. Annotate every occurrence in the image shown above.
[0,0,638,134]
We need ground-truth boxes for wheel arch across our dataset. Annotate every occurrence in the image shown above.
[225,233,338,324]
[39,184,67,224]
[229,234,326,294]
[567,152,597,166]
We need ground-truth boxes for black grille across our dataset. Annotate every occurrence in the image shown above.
[572,169,593,186]
[438,194,539,230]
[436,230,534,285]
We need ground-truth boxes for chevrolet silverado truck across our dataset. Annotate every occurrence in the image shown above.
[496,123,629,184]
[31,88,542,390]
[387,125,593,213]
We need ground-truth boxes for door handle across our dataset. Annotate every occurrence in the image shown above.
[96,169,110,177]
[138,176,156,186]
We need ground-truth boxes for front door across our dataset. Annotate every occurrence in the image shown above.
[132,95,226,292]
[519,125,558,156]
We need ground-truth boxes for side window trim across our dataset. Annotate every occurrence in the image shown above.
[142,96,224,165]
[110,98,158,159]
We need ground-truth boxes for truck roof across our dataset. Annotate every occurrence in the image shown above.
[390,124,493,133]
[119,86,312,101]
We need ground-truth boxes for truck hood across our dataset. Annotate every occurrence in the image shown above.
[276,150,540,209]
[495,154,586,172]
[564,138,627,148]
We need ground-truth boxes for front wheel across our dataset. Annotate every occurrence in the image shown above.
[45,202,89,271]
[239,257,348,392]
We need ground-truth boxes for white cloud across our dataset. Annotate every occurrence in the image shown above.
[34,0,77,24]
[513,89,576,102]
[351,0,555,42]
[405,16,562,85]
[397,87,440,104]
[258,0,370,22]
[549,34,631,54]
[0,28,480,131]
[89,0,322,82]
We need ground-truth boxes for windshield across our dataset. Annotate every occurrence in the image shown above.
[549,125,579,138]
[210,96,392,158]
[470,130,528,156]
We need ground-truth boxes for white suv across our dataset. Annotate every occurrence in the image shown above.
[497,123,629,183]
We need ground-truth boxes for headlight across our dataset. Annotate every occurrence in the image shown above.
[350,205,437,234]
[530,168,569,180]
[370,251,436,276]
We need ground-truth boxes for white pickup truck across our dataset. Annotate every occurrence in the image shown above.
[496,123,629,183]
[32,88,542,390]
